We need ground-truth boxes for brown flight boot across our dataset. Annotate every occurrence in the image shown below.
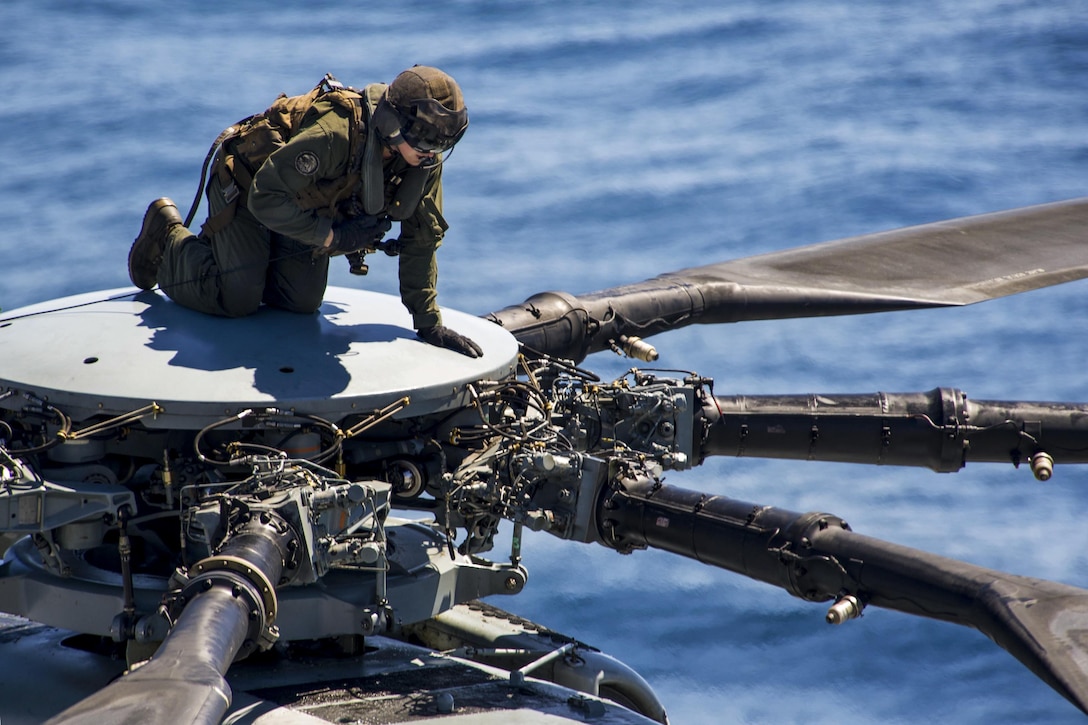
[128,198,183,290]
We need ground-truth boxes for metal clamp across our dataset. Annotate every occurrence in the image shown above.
[222,180,240,204]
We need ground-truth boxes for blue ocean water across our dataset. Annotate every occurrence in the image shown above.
[1,1,1087,723]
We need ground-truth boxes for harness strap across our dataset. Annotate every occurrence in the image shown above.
[360,86,386,216]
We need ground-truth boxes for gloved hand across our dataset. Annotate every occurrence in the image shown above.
[417,325,483,358]
[327,215,392,255]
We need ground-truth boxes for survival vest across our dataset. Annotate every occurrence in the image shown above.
[199,74,428,238]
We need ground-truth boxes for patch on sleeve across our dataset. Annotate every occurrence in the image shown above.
[294,151,320,176]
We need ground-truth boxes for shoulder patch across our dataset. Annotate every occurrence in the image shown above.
[294,151,320,176]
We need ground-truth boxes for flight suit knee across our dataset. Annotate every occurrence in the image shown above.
[219,267,266,317]
[262,235,329,313]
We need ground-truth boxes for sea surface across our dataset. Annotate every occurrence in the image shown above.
[1,1,1087,723]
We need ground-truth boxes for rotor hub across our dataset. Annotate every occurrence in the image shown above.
[0,287,519,427]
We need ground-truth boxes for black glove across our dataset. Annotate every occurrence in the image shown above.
[328,215,392,255]
[417,325,483,358]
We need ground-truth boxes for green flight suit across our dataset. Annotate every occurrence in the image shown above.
[158,86,447,329]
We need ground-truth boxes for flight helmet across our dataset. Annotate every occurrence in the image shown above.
[373,66,468,153]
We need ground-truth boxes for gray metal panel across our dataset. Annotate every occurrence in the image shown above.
[0,287,518,426]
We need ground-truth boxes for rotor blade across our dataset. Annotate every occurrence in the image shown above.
[597,478,1088,715]
[701,388,1088,474]
[486,197,1088,362]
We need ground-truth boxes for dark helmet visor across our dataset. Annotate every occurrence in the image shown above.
[401,97,469,153]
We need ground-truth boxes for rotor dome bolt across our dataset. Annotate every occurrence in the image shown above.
[505,576,519,591]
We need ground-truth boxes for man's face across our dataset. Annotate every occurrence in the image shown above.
[396,141,436,167]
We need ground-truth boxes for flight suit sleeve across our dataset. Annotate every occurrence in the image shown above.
[247,111,350,246]
[397,163,448,329]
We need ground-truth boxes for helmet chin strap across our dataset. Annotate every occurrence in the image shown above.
[417,149,447,169]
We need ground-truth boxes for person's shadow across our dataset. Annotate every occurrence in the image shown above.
[134,291,416,400]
